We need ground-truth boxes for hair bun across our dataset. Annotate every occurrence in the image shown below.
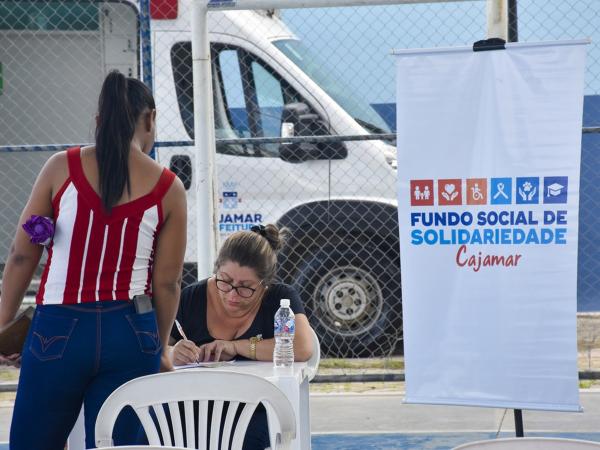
[261,224,288,253]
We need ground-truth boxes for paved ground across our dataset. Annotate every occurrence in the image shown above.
[309,390,600,434]
[1,388,600,447]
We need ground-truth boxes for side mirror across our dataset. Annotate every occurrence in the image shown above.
[279,103,347,163]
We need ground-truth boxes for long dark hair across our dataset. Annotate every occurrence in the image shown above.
[95,71,155,212]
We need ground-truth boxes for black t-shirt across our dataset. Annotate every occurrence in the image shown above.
[170,279,305,350]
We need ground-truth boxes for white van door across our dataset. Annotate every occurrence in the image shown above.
[211,43,332,236]
[154,34,332,267]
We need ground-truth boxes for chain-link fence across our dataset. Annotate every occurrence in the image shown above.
[0,0,141,288]
[1,1,599,373]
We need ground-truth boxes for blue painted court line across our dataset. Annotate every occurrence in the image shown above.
[311,432,600,450]
[1,433,599,449]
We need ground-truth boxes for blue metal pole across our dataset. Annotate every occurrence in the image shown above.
[139,0,153,91]
[138,0,156,158]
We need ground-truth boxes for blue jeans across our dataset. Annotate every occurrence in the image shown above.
[10,301,162,450]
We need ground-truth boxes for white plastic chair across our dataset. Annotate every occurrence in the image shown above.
[453,437,600,449]
[306,328,321,382]
[96,447,187,450]
[95,370,296,450]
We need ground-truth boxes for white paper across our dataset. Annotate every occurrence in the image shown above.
[174,360,236,370]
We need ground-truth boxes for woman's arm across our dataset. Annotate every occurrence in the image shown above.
[152,176,187,370]
[0,154,62,327]
[228,314,314,362]
[291,314,314,362]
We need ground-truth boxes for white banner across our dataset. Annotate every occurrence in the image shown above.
[396,40,588,412]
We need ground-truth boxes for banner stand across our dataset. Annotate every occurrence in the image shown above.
[514,409,524,437]
[476,38,524,440]
[473,37,507,52]
[474,37,530,440]
[397,38,587,421]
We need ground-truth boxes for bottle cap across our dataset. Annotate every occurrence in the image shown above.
[280,299,290,308]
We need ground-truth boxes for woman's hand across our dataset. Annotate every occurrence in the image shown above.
[171,339,201,365]
[0,353,21,368]
[198,340,237,362]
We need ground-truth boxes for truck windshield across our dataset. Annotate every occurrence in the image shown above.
[272,39,391,134]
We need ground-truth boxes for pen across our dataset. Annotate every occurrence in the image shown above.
[175,319,200,364]
[174,319,188,340]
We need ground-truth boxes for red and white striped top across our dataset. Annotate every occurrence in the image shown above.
[36,147,176,304]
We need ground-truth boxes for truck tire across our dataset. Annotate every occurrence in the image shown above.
[290,235,402,358]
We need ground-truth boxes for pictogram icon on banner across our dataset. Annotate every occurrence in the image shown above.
[437,179,462,205]
[466,178,487,205]
[543,176,568,204]
[410,180,434,206]
[490,178,512,205]
[516,177,540,204]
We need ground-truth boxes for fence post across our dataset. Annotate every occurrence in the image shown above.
[190,1,219,279]
[486,0,508,41]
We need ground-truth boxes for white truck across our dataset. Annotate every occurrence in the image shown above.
[0,0,401,356]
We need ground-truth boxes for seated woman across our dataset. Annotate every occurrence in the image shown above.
[168,224,314,450]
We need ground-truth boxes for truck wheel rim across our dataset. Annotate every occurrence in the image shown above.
[314,265,383,336]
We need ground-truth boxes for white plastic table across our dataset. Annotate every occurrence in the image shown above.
[202,361,311,450]
[67,361,311,450]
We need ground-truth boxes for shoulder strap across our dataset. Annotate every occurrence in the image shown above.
[66,147,82,179]
[152,168,177,201]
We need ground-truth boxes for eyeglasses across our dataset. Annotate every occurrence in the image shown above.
[215,278,261,298]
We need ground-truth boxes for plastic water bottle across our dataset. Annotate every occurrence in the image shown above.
[273,299,295,368]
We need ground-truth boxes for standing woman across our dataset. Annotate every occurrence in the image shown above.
[0,71,187,449]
